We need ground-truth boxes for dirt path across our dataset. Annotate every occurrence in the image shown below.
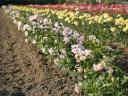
[0,9,76,96]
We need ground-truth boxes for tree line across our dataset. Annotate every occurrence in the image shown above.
[3,0,58,5]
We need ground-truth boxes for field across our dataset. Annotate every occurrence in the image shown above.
[0,3,128,96]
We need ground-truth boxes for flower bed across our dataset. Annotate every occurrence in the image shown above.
[3,5,128,95]
[28,4,128,14]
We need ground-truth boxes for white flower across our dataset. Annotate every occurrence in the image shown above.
[54,40,57,43]
[43,37,47,40]
[63,37,70,43]
[23,24,31,31]
[25,39,28,43]
[48,48,53,54]
[73,32,80,38]
[80,56,86,61]
[24,31,28,37]
[59,54,65,59]
[54,58,59,65]
[77,66,84,73]
[32,39,36,45]
[88,35,96,40]
[13,20,17,24]
[1,5,6,9]
[107,67,113,74]
[17,21,22,30]
[84,49,91,56]
[59,49,66,59]
[61,49,66,55]
[41,47,45,53]
[54,22,60,28]
[43,18,49,25]
[53,28,59,32]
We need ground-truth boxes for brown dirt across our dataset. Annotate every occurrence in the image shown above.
[0,9,77,96]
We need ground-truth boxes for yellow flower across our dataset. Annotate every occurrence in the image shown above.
[94,15,99,21]
[65,17,70,22]
[124,19,128,25]
[74,21,79,26]
[79,16,84,19]
[75,11,79,16]
[110,27,117,32]
[89,21,93,24]
[126,23,128,28]
[107,17,113,22]
[67,20,71,24]
[115,17,125,25]
[117,14,121,17]
[123,27,127,32]
[103,13,109,18]
[68,12,74,17]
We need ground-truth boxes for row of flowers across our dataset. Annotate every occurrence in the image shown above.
[28,4,128,14]
[14,5,128,47]
[3,5,128,95]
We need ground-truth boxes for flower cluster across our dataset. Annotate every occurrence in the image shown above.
[14,6,128,36]
[28,14,52,31]
[71,44,91,63]
[93,60,113,74]
[62,27,73,44]
[53,22,62,32]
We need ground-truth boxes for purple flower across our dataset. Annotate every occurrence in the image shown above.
[62,27,72,36]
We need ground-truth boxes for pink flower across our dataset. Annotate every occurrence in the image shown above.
[29,14,38,21]
[93,63,105,72]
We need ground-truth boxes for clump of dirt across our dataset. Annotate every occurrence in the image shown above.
[0,9,77,96]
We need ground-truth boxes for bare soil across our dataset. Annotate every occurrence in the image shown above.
[0,9,77,96]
